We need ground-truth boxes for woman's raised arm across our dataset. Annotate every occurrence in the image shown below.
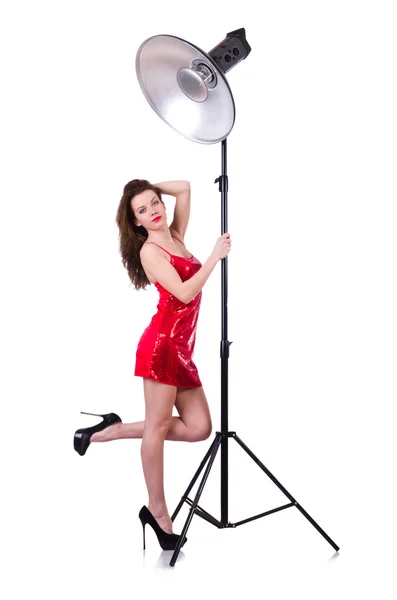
[153,180,191,239]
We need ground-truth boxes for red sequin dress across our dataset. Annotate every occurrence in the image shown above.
[134,241,203,388]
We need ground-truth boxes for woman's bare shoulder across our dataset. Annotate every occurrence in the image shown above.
[139,243,164,284]
[140,241,172,264]
[140,241,159,255]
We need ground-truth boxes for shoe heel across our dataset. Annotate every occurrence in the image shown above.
[80,411,104,417]
[140,519,146,550]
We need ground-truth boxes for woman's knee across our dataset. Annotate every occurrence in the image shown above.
[189,419,212,442]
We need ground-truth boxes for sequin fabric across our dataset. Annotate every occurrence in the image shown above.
[134,243,203,388]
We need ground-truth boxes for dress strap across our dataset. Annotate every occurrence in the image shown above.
[145,242,172,256]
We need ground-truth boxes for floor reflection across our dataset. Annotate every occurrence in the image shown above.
[155,550,186,568]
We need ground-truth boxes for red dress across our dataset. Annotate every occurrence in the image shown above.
[134,241,203,388]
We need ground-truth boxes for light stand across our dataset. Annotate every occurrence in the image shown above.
[135,29,339,567]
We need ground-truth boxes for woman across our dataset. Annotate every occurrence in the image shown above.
[74,179,232,550]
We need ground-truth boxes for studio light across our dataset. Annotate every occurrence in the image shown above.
[136,29,251,143]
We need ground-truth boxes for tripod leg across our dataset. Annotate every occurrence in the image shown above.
[171,434,221,522]
[170,433,222,567]
[233,434,339,552]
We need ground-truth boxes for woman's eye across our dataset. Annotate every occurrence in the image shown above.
[138,200,158,214]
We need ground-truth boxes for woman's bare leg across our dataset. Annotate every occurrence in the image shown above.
[89,383,212,535]
[173,386,212,441]
[90,416,187,442]
[140,379,176,534]
[90,386,212,443]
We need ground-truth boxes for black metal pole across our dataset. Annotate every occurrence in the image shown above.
[216,138,230,526]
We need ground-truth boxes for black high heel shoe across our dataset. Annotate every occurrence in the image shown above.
[139,506,187,551]
[74,412,122,456]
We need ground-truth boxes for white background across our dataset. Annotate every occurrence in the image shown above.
[1,0,396,598]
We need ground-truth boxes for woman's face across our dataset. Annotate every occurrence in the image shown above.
[131,189,166,229]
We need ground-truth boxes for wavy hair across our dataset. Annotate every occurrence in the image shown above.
[115,179,164,290]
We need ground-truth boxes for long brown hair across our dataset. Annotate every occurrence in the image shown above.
[115,179,164,290]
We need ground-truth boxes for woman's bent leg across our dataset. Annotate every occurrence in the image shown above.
[90,416,189,442]
[91,386,211,443]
